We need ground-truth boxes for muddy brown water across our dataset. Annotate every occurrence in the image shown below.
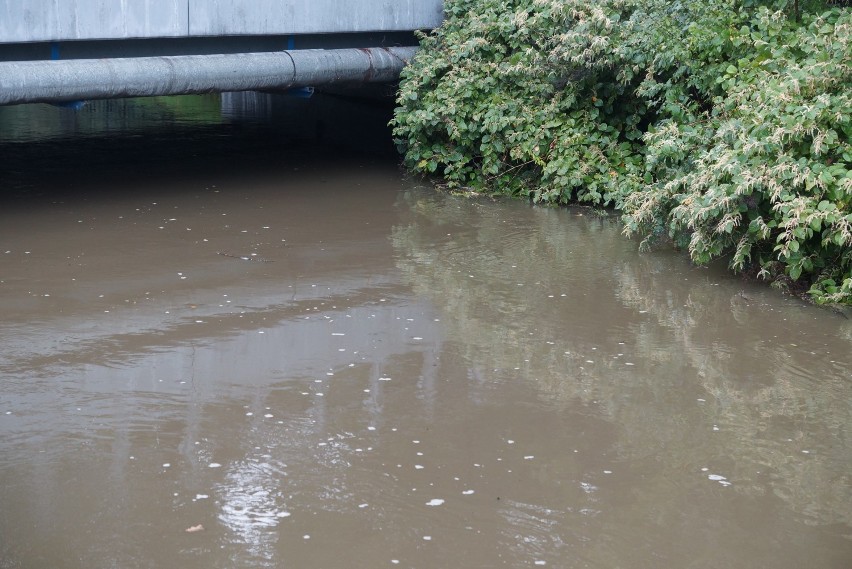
[1,94,850,569]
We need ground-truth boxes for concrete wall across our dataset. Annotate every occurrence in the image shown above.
[0,1,189,42]
[0,0,444,44]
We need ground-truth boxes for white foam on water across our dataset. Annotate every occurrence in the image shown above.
[426,499,445,506]
[462,490,474,495]
[209,462,222,468]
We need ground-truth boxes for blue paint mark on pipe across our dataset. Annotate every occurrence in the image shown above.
[51,100,87,110]
[284,86,314,98]
[48,42,87,110]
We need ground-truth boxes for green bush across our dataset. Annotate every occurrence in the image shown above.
[393,0,648,205]
[392,0,852,304]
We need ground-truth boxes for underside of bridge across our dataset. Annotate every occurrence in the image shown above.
[0,0,442,105]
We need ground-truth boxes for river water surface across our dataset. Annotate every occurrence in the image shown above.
[1,94,851,569]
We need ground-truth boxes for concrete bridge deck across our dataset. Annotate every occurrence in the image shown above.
[0,0,443,105]
[0,1,443,44]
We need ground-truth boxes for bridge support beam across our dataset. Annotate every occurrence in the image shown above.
[0,46,417,106]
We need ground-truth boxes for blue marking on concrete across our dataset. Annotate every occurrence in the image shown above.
[287,35,295,50]
[50,42,60,60]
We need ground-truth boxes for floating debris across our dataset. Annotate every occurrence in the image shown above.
[217,251,273,262]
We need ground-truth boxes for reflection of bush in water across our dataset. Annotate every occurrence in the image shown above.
[392,188,852,527]
[615,257,852,526]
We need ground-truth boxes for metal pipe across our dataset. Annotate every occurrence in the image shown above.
[0,46,417,105]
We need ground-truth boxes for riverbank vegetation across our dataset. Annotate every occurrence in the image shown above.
[391,0,852,304]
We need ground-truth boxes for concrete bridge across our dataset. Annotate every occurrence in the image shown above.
[0,0,444,105]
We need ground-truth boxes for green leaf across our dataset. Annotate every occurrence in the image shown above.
[789,264,802,280]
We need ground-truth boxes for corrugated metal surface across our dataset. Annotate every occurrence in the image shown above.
[0,0,443,43]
